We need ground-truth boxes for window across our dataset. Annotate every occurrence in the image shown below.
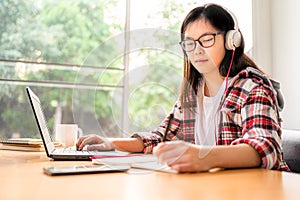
[0,0,253,139]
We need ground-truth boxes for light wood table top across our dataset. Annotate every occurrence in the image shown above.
[0,150,299,200]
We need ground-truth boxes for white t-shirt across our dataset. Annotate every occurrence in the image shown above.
[194,80,227,145]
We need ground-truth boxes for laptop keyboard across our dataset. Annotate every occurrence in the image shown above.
[55,147,94,154]
[53,146,130,157]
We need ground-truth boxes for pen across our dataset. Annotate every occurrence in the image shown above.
[162,113,174,142]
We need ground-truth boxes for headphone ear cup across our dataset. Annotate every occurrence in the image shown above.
[225,30,242,50]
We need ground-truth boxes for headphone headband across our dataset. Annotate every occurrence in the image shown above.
[223,6,239,31]
[222,6,242,50]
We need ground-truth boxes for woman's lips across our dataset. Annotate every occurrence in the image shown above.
[195,59,208,63]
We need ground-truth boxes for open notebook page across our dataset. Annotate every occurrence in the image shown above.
[91,155,178,174]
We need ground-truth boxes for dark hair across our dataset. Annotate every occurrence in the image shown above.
[179,4,261,106]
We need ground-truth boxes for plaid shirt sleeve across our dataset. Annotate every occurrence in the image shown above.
[219,76,290,171]
[131,100,184,153]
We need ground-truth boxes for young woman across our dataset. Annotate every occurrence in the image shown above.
[76,4,290,172]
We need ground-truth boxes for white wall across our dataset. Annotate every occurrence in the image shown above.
[252,0,300,130]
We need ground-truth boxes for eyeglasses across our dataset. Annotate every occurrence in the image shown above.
[179,31,225,52]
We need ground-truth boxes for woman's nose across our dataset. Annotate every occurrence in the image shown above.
[194,41,205,55]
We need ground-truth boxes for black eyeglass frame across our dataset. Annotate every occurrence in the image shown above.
[179,31,225,52]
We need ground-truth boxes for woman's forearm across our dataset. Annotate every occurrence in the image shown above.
[110,138,144,153]
[206,144,261,169]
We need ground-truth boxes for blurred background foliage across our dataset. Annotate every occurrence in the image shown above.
[0,0,188,139]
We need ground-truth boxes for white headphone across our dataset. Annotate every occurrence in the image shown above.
[223,7,242,50]
[204,4,242,50]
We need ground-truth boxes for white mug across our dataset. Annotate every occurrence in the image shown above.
[55,124,83,147]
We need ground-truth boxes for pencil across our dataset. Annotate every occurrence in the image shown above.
[162,113,174,142]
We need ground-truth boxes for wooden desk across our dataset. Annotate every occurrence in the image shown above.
[0,150,299,200]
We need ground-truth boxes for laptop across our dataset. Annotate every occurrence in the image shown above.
[26,87,127,160]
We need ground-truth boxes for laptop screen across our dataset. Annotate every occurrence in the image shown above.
[26,87,55,156]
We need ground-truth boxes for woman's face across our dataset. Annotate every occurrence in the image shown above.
[184,19,226,76]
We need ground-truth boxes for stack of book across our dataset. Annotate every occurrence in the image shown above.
[0,138,45,152]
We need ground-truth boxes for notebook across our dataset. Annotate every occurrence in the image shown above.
[25,87,128,160]
[91,155,178,173]
[0,138,44,152]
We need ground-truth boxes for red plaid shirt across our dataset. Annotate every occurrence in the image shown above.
[132,68,290,171]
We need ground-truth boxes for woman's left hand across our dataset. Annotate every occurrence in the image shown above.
[153,141,212,172]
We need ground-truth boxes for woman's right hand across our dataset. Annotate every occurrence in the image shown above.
[76,134,115,151]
